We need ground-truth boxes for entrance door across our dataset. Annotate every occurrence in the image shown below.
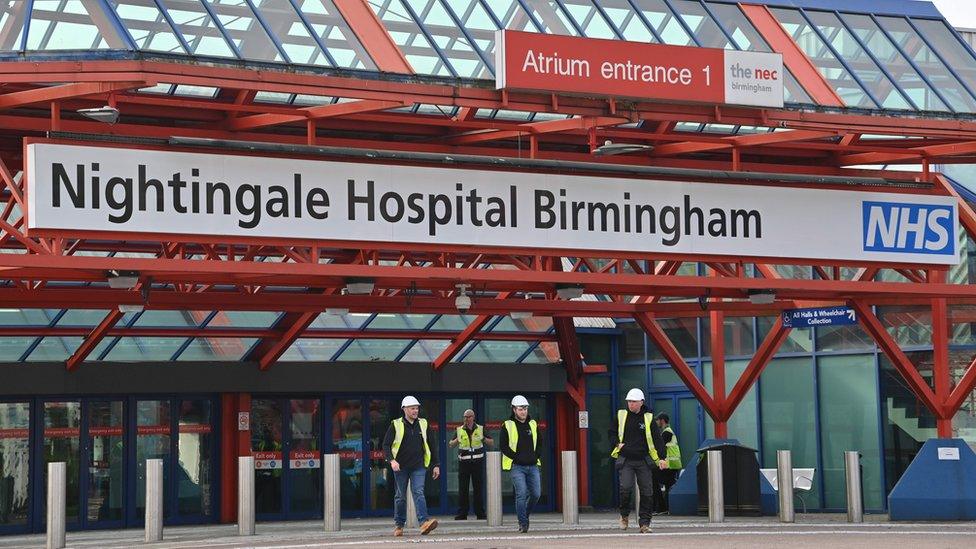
[85,400,124,528]
[651,393,701,468]
[0,401,30,534]
[251,398,323,520]
[331,398,364,513]
[39,401,82,529]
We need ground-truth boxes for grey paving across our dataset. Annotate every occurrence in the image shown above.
[1,513,974,548]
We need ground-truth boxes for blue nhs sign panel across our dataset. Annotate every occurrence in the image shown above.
[863,201,955,257]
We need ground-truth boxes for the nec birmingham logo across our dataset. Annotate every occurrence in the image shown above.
[862,201,955,255]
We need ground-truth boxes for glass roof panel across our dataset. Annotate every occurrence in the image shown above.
[308,312,370,329]
[908,17,976,106]
[158,0,237,58]
[600,0,654,42]
[481,1,540,33]
[0,337,38,360]
[520,0,578,35]
[248,0,329,66]
[631,0,691,45]
[876,15,976,112]
[27,0,129,50]
[0,1,30,51]
[771,7,874,108]
[0,309,57,326]
[56,309,114,327]
[177,337,256,360]
[560,0,617,39]
[26,337,84,361]
[400,339,450,361]
[461,340,533,362]
[280,337,347,360]
[101,336,190,360]
[366,313,436,330]
[131,310,210,327]
[336,339,413,361]
[672,0,731,49]
[297,0,376,69]
[208,311,281,328]
[841,13,948,112]
[369,0,454,76]
[108,0,187,54]
[805,10,911,110]
[401,0,487,78]
[203,0,285,62]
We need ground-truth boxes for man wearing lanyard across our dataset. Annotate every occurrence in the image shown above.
[449,409,494,520]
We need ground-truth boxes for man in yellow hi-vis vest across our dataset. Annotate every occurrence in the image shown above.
[653,412,682,515]
[448,409,493,520]
[382,395,440,537]
[499,395,540,533]
[610,388,667,534]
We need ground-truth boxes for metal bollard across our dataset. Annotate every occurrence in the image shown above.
[486,451,503,526]
[845,451,863,523]
[561,451,579,524]
[145,459,164,542]
[238,456,255,536]
[777,450,795,523]
[323,453,341,532]
[706,450,724,523]
[46,462,66,549]
[406,475,419,528]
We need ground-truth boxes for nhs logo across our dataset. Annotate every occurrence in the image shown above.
[862,201,955,256]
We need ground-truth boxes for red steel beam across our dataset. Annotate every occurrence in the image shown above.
[652,129,838,157]
[0,325,557,340]
[333,0,413,74]
[740,4,845,107]
[0,81,147,109]
[932,290,953,436]
[225,99,408,131]
[65,308,124,371]
[840,140,976,166]
[935,174,976,242]
[447,116,629,145]
[852,300,941,414]
[553,315,583,385]
[432,291,513,369]
[633,312,720,420]
[722,315,791,419]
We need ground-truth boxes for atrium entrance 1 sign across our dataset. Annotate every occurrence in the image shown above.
[495,30,784,108]
[25,141,958,265]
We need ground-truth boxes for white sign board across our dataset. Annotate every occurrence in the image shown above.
[578,411,589,429]
[237,411,249,432]
[938,447,960,461]
[26,143,959,265]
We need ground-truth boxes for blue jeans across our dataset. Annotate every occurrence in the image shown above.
[510,464,541,527]
[393,467,429,527]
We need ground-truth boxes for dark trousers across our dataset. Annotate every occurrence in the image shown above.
[456,458,485,517]
[617,457,654,526]
[653,468,678,512]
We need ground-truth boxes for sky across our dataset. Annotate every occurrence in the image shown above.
[930,0,976,28]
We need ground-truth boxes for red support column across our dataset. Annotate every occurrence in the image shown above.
[710,308,728,438]
[931,270,953,437]
[220,392,251,523]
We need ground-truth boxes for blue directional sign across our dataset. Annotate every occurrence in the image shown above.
[782,306,857,328]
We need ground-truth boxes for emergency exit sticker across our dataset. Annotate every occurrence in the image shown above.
[254,451,282,470]
[290,450,321,469]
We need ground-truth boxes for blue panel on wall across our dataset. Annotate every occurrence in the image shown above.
[888,438,976,521]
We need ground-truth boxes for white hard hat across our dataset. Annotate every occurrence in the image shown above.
[625,388,645,401]
[401,395,420,408]
[511,395,530,407]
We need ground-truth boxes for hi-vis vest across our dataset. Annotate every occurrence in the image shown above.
[662,425,682,469]
[502,419,540,470]
[609,410,661,461]
[456,425,485,459]
[391,417,431,468]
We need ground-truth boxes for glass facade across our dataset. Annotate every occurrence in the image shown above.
[0,1,972,114]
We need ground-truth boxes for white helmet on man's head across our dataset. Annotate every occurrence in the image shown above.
[511,395,530,407]
[401,395,421,408]
[625,388,645,402]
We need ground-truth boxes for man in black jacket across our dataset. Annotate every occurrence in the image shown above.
[382,395,440,537]
[609,388,666,533]
[499,395,541,533]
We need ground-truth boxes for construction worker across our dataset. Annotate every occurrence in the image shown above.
[653,412,682,515]
[382,395,439,537]
[610,388,667,533]
[499,395,541,533]
[449,409,493,520]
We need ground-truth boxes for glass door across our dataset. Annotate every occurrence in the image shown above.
[652,393,701,467]
[40,401,82,528]
[86,400,124,528]
[331,399,364,513]
[175,399,213,522]
[287,399,321,518]
[367,399,394,514]
[134,400,171,524]
[0,402,30,534]
[485,396,552,511]
[251,399,283,517]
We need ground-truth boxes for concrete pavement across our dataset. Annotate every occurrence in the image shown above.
[1,513,974,548]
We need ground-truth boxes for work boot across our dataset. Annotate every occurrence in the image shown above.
[640,525,652,534]
[620,515,629,530]
[420,518,438,535]
[517,524,527,533]
[393,526,403,537]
